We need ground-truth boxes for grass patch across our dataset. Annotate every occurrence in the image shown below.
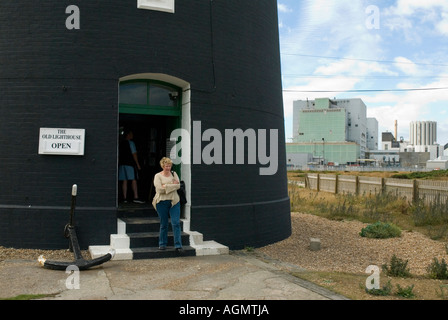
[411,195,448,227]
[395,284,416,298]
[292,270,447,300]
[365,280,392,296]
[391,169,448,180]
[1,293,57,300]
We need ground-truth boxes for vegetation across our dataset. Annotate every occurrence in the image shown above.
[360,222,402,239]
[427,258,448,280]
[288,174,448,241]
[411,195,448,227]
[365,280,392,296]
[382,255,411,278]
[395,284,416,298]
[364,281,416,298]
[286,170,448,299]
[1,293,56,300]
[391,169,448,180]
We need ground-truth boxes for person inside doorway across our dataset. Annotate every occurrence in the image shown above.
[119,129,144,204]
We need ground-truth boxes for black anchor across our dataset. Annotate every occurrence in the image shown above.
[39,184,115,270]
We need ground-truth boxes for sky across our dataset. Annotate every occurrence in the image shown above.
[277,0,448,148]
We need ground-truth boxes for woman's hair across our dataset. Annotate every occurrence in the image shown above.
[160,157,173,168]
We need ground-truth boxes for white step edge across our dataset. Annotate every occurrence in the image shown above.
[191,241,230,256]
[89,245,133,261]
[88,219,229,260]
[185,230,229,256]
[117,218,126,234]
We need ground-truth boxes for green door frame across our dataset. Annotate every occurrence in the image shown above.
[119,79,182,117]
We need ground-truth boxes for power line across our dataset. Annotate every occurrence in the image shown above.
[283,87,448,93]
[280,53,448,67]
[282,74,448,80]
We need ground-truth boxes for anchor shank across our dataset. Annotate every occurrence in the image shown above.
[67,226,84,261]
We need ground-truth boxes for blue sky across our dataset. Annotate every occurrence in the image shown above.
[278,0,448,147]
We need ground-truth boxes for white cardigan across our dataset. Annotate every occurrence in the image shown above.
[152,171,180,209]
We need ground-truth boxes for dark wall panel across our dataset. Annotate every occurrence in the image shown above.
[0,0,290,249]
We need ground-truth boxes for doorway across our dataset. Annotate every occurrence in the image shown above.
[118,78,183,204]
[118,114,180,203]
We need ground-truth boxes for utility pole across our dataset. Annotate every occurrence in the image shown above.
[322,138,325,166]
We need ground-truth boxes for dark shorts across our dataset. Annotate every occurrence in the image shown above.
[118,165,135,181]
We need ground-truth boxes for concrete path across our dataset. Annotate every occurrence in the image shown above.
[0,251,348,302]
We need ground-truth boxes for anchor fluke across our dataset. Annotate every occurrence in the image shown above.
[39,249,115,271]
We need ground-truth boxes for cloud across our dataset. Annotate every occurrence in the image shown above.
[278,4,292,13]
[384,0,448,37]
[367,104,420,137]
[387,0,448,15]
[282,76,359,118]
[314,59,397,77]
[361,73,448,141]
[437,13,448,36]
[394,57,419,75]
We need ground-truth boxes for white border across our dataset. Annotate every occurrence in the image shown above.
[38,128,85,156]
[137,0,175,13]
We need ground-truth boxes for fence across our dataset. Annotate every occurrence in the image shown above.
[306,173,448,205]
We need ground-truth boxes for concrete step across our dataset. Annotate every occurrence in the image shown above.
[89,209,229,260]
[185,231,230,256]
[128,231,190,248]
[132,246,196,259]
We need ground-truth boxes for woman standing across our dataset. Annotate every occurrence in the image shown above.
[152,157,183,252]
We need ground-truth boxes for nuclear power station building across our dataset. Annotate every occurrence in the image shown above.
[409,121,438,150]
[288,98,378,166]
[288,97,444,169]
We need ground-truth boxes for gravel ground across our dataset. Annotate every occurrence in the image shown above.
[258,212,448,276]
[1,212,447,277]
[0,246,90,262]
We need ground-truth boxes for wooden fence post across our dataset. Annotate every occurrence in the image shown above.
[317,174,320,192]
[355,175,359,195]
[335,174,339,194]
[412,179,419,203]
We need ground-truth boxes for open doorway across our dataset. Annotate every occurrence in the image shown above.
[118,113,180,203]
[117,74,191,223]
[118,78,183,205]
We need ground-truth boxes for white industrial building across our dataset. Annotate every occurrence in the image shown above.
[288,98,378,168]
[410,121,437,147]
[403,121,443,161]
[289,100,446,170]
[292,98,378,156]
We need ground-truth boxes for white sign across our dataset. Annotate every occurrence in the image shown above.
[137,0,175,13]
[38,128,85,156]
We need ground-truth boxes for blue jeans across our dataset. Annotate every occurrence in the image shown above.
[156,200,182,249]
